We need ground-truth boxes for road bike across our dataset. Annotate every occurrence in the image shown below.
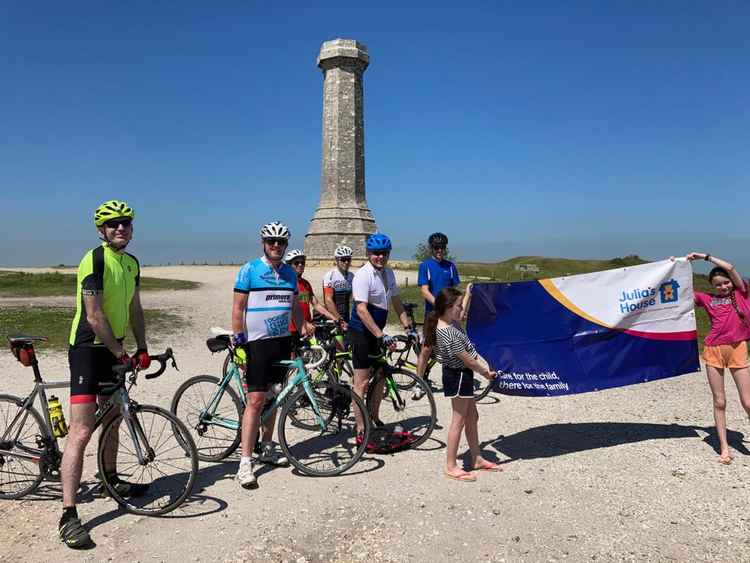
[0,335,198,516]
[305,319,438,449]
[171,331,370,476]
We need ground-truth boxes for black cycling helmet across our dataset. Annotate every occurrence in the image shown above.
[428,232,448,247]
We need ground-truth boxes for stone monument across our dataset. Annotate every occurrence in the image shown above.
[304,39,377,260]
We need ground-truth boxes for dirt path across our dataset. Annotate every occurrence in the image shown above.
[1,266,749,562]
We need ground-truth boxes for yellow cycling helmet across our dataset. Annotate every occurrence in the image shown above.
[94,200,135,227]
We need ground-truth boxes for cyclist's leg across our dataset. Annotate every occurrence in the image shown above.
[61,402,97,507]
[258,336,291,465]
[350,328,374,434]
[368,367,385,423]
[62,346,115,507]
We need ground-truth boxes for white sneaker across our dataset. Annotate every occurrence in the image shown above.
[412,387,425,401]
[236,461,257,489]
[258,442,289,466]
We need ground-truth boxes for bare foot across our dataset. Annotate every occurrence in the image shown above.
[473,458,503,472]
[718,454,734,465]
[444,468,476,482]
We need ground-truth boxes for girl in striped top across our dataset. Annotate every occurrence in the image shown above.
[424,286,500,481]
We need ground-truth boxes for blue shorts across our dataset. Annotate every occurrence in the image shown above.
[442,366,474,398]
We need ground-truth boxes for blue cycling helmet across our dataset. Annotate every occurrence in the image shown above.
[366,233,392,252]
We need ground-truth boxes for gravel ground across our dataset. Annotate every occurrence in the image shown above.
[1,265,750,563]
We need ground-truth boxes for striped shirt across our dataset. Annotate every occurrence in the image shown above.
[435,323,477,369]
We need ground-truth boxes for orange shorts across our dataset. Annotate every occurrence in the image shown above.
[703,341,749,369]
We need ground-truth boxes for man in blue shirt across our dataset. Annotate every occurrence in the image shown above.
[415,232,460,398]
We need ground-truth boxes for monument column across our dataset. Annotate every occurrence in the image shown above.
[304,39,377,260]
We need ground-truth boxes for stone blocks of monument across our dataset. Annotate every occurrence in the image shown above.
[304,39,378,260]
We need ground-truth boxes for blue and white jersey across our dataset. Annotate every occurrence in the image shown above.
[234,257,298,341]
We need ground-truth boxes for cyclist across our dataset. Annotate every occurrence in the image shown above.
[285,248,339,345]
[59,200,151,549]
[232,222,307,489]
[323,245,355,327]
[349,233,412,442]
[414,232,461,399]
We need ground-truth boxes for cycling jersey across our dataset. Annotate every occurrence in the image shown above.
[323,268,354,321]
[234,257,298,341]
[69,244,140,347]
[290,277,313,333]
[417,257,460,313]
[349,262,399,333]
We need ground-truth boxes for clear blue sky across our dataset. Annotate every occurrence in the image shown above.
[2,2,748,273]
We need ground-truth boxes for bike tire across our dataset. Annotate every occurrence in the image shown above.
[366,368,436,449]
[287,374,337,431]
[0,394,46,499]
[278,382,370,477]
[473,374,494,402]
[98,404,198,516]
[170,374,243,462]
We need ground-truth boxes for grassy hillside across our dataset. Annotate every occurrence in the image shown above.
[0,270,199,297]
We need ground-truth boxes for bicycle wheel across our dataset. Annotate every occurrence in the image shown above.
[366,368,436,448]
[170,375,243,462]
[278,382,370,477]
[98,404,198,516]
[0,395,46,499]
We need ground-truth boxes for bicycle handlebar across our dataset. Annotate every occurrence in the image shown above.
[109,348,178,382]
[299,344,328,371]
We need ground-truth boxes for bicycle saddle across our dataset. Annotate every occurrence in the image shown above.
[7,334,48,345]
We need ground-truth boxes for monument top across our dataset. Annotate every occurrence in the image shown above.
[317,39,369,68]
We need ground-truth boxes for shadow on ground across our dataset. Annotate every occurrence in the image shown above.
[482,421,750,460]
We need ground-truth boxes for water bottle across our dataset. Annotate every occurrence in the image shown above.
[48,396,68,438]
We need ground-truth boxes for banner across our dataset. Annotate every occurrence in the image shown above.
[467,259,700,396]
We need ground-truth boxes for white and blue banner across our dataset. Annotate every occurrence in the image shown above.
[467,259,700,396]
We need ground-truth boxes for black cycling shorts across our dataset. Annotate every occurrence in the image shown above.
[69,345,119,403]
[349,328,381,370]
[242,336,292,393]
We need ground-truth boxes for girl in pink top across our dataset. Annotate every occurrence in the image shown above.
[687,252,750,464]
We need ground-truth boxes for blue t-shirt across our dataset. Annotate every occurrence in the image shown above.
[234,257,298,340]
[417,258,460,312]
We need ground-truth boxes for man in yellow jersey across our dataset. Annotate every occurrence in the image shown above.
[58,200,150,549]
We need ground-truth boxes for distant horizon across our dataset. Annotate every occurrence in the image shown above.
[3,241,748,278]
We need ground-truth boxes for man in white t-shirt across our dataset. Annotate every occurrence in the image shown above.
[348,233,412,442]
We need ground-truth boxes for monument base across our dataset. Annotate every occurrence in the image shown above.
[304,206,377,259]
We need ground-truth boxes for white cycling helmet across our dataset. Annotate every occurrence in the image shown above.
[260,221,290,240]
[334,245,353,258]
[285,249,305,262]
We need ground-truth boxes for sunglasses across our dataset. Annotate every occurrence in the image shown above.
[431,245,446,251]
[104,218,132,229]
[291,260,306,267]
[371,250,390,257]
[264,238,288,247]
[338,257,352,263]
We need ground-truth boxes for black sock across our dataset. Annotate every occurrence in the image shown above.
[60,506,78,526]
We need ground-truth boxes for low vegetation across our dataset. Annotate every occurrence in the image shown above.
[0,270,199,297]
[0,306,185,351]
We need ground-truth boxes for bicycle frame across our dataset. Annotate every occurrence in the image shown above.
[0,376,68,467]
[2,361,165,471]
[198,356,329,433]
